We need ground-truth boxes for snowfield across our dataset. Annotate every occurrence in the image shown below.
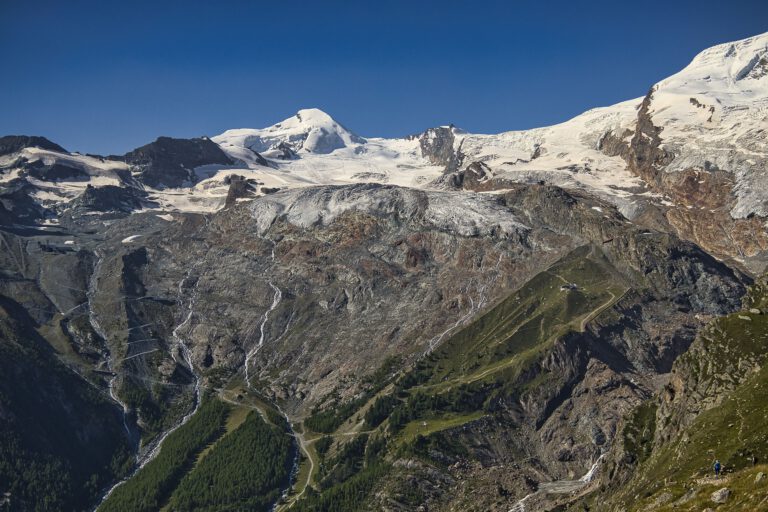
[647,32,768,218]
[249,184,530,238]
[2,32,766,223]
[213,109,446,192]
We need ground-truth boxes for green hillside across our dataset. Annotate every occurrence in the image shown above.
[585,278,768,511]
[293,245,632,509]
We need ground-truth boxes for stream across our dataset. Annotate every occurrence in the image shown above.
[86,252,131,438]
[508,453,606,512]
[96,235,298,510]
[93,270,202,509]
[244,236,302,512]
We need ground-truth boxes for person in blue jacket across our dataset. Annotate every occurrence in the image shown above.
[714,459,722,478]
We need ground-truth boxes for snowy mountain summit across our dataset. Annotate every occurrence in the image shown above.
[215,108,367,158]
[644,32,768,218]
[1,32,767,270]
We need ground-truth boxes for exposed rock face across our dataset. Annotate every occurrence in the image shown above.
[241,147,271,167]
[624,89,674,188]
[588,35,768,272]
[710,487,731,503]
[0,227,134,510]
[105,184,747,503]
[124,136,233,188]
[274,142,298,160]
[223,175,258,208]
[369,205,745,510]
[415,126,463,172]
[114,183,742,427]
[600,88,768,272]
[70,184,153,213]
[0,178,48,224]
[577,274,768,512]
[435,161,495,190]
[25,160,89,181]
[0,135,66,156]
[0,176,753,510]
[139,184,536,406]
[653,287,765,447]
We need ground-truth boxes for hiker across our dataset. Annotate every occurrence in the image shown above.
[714,459,722,478]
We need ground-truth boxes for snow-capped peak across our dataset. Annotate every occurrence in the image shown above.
[657,31,768,95]
[294,108,342,127]
[213,108,365,157]
[11,31,763,236]
[643,31,768,219]
[677,31,768,83]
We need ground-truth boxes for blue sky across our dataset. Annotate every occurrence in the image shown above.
[1,0,766,154]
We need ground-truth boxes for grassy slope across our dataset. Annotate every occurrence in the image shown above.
[385,245,626,439]
[398,412,486,444]
[606,365,768,511]
[589,280,768,511]
[424,244,626,389]
[294,245,632,508]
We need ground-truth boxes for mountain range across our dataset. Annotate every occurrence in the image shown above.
[0,32,767,512]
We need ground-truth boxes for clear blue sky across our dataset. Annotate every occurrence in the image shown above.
[1,0,766,155]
